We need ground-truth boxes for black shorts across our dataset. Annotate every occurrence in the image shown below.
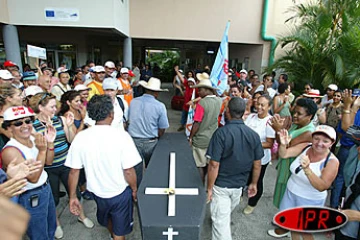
[93,187,134,236]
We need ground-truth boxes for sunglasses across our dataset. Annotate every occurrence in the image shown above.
[11,119,32,127]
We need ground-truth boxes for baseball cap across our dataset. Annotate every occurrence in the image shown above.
[93,66,105,73]
[24,86,43,97]
[74,84,91,91]
[327,84,338,91]
[3,60,18,67]
[22,71,37,81]
[102,78,118,90]
[120,68,129,74]
[240,69,248,74]
[104,61,115,69]
[312,125,336,142]
[3,106,35,121]
[128,70,135,77]
[188,77,196,84]
[0,70,14,80]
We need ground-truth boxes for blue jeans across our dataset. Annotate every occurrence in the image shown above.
[180,110,188,125]
[18,183,57,240]
[331,145,351,208]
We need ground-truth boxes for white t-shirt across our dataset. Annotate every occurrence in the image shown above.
[245,113,275,165]
[65,125,142,198]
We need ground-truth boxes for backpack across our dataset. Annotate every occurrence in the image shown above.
[116,97,127,122]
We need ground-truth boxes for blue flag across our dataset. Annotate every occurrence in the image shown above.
[210,21,230,96]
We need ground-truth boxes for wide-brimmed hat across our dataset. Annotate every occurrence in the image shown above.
[303,89,323,98]
[3,106,35,121]
[192,73,216,90]
[312,125,336,142]
[139,77,168,92]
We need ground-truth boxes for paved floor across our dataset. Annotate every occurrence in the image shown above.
[57,83,333,239]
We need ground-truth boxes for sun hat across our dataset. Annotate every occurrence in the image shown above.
[3,60,18,67]
[120,68,129,74]
[74,84,91,91]
[303,89,323,98]
[192,73,216,90]
[3,106,35,121]
[327,84,338,91]
[0,70,14,80]
[24,86,43,97]
[22,71,37,81]
[139,77,168,92]
[104,61,115,69]
[312,125,337,142]
[102,78,118,90]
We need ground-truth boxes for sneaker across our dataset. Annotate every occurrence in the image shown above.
[267,229,290,238]
[78,217,95,229]
[177,125,185,132]
[243,205,255,215]
[81,190,93,200]
[55,226,64,239]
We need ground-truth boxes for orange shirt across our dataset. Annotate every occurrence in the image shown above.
[87,80,104,100]
[118,78,133,105]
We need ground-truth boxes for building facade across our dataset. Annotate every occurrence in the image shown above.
[0,0,305,76]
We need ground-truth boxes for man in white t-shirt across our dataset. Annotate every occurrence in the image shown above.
[255,74,277,99]
[65,94,141,239]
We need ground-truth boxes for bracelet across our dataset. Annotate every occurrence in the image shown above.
[343,110,351,114]
[47,147,54,151]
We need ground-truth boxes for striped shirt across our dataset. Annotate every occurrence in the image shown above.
[33,116,69,168]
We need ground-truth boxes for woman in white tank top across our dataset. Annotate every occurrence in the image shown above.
[1,106,57,240]
[277,125,339,240]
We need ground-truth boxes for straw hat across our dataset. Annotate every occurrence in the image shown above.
[192,73,216,90]
[139,77,168,92]
[303,89,323,98]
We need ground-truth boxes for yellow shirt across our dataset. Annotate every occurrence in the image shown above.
[87,80,104,100]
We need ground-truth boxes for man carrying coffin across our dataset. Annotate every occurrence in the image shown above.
[206,97,263,240]
[66,95,141,240]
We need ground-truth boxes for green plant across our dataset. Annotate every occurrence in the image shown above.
[147,50,180,82]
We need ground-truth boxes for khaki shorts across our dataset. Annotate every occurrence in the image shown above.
[192,146,208,167]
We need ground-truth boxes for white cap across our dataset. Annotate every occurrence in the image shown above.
[327,84,338,91]
[120,68,129,74]
[104,61,115,68]
[188,77,196,84]
[24,86,43,97]
[102,78,118,90]
[312,125,337,142]
[240,69,248,74]
[0,70,13,80]
[93,66,106,73]
[3,106,35,121]
[74,84,91,91]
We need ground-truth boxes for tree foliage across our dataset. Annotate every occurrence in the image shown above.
[267,0,360,91]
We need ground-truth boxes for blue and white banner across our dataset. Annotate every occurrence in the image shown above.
[210,21,230,96]
[185,89,196,138]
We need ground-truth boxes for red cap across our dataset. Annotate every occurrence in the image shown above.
[128,70,135,77]
[4,60,18,67]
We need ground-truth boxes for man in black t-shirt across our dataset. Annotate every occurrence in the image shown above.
[206,97,264,240]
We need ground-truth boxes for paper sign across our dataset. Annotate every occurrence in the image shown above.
[45,8,80,22]
[27,45,47,60]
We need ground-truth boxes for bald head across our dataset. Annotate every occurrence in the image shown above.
[38,75,51,92]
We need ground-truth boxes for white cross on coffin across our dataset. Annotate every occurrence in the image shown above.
[145,152,199,216]
[163,227,179,240]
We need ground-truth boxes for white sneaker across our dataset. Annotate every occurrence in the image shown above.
[55,226,64,239]
[267,229,291,238]
[78,217,95,229]
[243,205,255,215]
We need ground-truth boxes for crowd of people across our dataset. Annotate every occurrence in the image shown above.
[0,58,359,240]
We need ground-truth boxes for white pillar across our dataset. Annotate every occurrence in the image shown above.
[3,25,23,71]
[123,37,132,69]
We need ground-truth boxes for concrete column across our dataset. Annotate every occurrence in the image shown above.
[3,25,23,71]
[123,37,132,68]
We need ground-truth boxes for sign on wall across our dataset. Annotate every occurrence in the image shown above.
[27,45,47,60]
[44,8,80,22]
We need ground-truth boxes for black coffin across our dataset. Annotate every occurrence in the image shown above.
[137,133,207,240]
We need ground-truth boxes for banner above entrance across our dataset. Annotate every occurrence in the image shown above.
[27,45,47,60]
[44,8,80,22]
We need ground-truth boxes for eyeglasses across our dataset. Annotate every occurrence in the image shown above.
[11,119,32,127]
[305,88,311,90]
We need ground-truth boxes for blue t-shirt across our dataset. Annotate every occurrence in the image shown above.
[338,109,360,147]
